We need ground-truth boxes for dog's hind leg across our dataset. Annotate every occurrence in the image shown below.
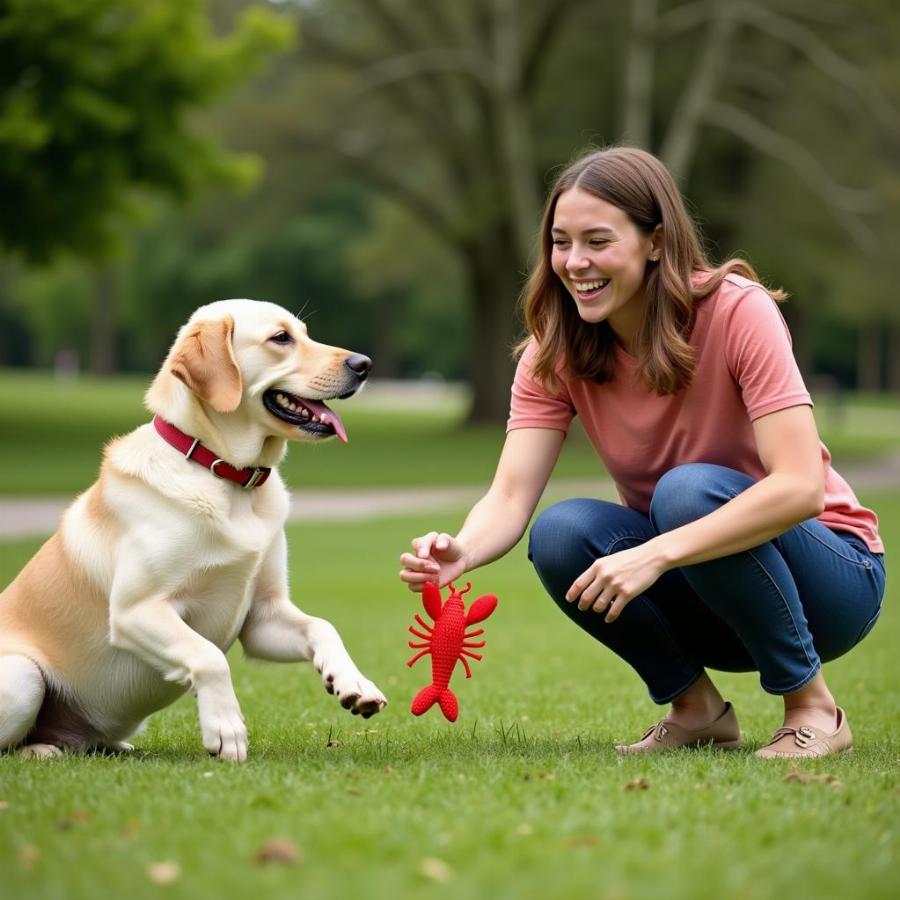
[0,654,47,752]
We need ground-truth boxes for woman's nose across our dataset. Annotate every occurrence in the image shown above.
[567,251,590,273]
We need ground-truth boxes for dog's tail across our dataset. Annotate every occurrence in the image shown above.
[410,684,458,722]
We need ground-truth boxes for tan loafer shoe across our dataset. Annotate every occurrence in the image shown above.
[615,701,741,753]
[755,707,853,759]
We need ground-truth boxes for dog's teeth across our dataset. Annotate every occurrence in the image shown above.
[301,408,310,419]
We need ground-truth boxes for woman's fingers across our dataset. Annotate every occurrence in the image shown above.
[412,532,439,559]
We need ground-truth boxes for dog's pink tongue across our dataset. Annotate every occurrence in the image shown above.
[303,399,348,443]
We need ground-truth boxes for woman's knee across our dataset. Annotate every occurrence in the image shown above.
[650,464,754,532]
[529,499,589,569]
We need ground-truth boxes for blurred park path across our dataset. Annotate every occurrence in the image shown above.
[0,476,616,540]
[2,454,899,540]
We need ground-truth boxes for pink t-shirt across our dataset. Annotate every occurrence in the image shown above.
[508,273,883,553]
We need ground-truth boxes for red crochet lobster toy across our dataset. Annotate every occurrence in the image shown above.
[407,581,498,722]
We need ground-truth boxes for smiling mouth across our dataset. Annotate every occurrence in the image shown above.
[262,389,348,443]
[573,278,610,298]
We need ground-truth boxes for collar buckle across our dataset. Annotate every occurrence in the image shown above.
[243,467,267,490]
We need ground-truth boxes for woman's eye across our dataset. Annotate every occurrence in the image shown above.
[269,331,294,345]
[551,239,570,247]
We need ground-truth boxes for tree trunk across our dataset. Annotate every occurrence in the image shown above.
[492,0,542,261]
[621,0,657,147]
[887,322,900,392]
[856,322,882,392]
[90,267,117,375]
[371,293,400,379]
[463,236,522,423]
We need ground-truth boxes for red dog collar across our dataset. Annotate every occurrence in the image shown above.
[152,416,271,489]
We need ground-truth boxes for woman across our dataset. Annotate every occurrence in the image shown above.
[399,147,885,758]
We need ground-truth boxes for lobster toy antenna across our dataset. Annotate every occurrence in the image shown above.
[452,582,472,598]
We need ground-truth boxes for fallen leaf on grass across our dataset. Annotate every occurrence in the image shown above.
[19,845,40,869]
[567,835,601,848]
[419,857,453,883]
[624,777,650,792]
[56,810,91,830]
[147,861,180,885]
[514,823,533,836]
[254,837,302,866]
[783,765,843,787]
[0,800,9,811]
[325,739,342,749]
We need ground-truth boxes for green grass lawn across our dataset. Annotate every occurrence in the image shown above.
[0,493,897,900]
[1,369,898,495]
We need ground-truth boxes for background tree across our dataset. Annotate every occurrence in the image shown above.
[2,0,898,407]
[0,0,292,369]
[265,0,900,420]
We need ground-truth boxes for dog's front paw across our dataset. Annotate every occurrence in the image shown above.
[197,691,248,762]
[317,660,387,719]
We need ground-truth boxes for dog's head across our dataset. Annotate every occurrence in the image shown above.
[146,299,370,444]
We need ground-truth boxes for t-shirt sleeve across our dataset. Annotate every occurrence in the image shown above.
[506,340,576,434]
[724,285,812,421]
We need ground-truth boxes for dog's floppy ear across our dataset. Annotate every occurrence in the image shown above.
[170,316,242,413]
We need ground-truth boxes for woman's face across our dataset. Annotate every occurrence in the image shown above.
[550,187,659,344]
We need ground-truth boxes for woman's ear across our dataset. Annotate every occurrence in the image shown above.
[649,224,664,261]
[170,316,243,413]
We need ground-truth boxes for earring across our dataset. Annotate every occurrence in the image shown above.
[650,253,660,261]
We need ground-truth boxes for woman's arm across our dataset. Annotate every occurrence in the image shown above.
[567,404,825,620]
[400,428,565,590]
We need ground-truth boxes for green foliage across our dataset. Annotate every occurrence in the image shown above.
[0,502,897,900]
[0,0,293,262]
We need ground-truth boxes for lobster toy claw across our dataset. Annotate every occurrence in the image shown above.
[421,581,443,621]
[466,593,498,625]
[406,581,500,722]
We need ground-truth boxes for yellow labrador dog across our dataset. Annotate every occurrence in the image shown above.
[0,299,387,761]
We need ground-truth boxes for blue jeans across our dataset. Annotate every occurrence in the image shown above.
[528,464,886,703]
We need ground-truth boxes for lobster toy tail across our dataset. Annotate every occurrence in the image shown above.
[410,684,459,722]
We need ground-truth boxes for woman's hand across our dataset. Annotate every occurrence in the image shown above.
[400,531,468,592]
[565,540,668,623]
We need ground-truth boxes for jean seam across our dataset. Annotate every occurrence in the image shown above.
[795,522,874,568]
[747,547,817,674]
[605,535,648,555]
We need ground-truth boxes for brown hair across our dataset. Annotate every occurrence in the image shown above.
[517,146,786,393]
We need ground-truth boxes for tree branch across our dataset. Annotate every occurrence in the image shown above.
[705,101,879,251]
[735,2,900,138]
[292,133,461,247]
[658,0,716,38]
[660,0,739,180]
[520,0,596,96]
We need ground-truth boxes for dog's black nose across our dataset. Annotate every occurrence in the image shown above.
[345,353,372,380]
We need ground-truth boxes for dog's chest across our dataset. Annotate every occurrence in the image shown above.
[172,510,275,649]
[173,554,260,650]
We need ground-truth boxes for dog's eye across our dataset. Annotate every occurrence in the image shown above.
[269,331,294,346]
